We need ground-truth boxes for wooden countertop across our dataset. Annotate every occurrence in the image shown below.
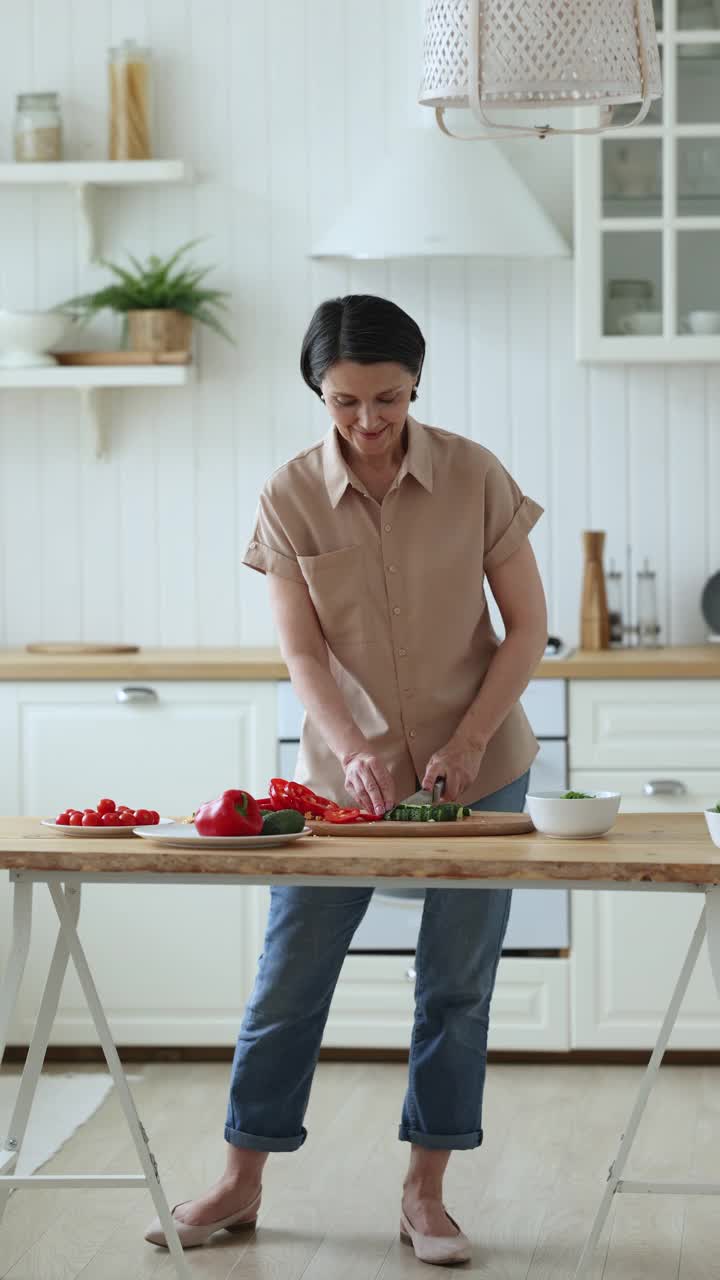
[0,645,719,680]
[1,814,718,886]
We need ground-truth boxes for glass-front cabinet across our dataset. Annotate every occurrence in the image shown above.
[575,0,720,360]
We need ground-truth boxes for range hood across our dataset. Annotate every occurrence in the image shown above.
[309,127,569,261]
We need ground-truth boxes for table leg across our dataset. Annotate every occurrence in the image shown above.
[573,902,708,1279]
[705,888,720,999]
[0,882,80,1221]
[46,881,193,1280]
[0,877,33,1071]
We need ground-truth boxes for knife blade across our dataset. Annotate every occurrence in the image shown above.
[397,775,446,807]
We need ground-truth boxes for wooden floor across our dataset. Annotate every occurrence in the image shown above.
[1,1059,719,1278]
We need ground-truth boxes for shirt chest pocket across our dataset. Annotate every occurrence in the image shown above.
[297,546,371,648]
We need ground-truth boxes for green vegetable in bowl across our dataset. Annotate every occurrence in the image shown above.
[562,790,595,800]
[712,803,720,814]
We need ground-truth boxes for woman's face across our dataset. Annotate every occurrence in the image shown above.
[320,361,416,463]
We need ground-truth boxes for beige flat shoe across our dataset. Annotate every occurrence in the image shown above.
[400,1205,471,1266]
[144,1187,261,1249]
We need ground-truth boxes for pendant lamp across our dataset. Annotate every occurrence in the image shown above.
[419,0,662,140]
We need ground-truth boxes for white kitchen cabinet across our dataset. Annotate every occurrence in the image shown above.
[575,0,720,362]
[569,679,720,1049]
[226,887,571,1053]
[323,954,569,1052]
[0,680,276,1046]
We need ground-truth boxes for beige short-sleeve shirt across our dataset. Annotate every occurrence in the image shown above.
[243,416,544,807]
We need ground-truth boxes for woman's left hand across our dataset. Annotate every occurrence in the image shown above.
[421,737,486,803]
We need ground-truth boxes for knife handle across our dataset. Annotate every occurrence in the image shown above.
[432,776,446,803]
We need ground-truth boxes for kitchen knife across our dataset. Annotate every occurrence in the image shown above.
[396,775,446,807]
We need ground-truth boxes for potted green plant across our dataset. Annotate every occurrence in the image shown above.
[57,239,233,354]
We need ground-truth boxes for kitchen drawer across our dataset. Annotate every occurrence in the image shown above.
[570,680,720,771]
[0,680,277,1046]
[325,954,569,1051]
[570,769,720,813]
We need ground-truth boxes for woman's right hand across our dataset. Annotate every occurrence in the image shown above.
[341,750,395,816]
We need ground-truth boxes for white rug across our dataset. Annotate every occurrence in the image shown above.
[0,1071,141,1175]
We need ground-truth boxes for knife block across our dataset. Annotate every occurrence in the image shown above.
[580,531,610,650]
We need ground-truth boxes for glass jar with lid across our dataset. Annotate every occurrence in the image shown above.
[605,278,654,336]
[636,558,662,648]
[109,38,152,160]
[14,92,62,162]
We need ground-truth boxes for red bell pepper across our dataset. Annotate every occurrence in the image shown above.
[194,789,263,837]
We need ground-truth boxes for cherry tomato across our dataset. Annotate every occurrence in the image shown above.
[83,808,97,815]
[55,812,71,825]
[69,812,84,826]
[82,811,101,826]
[147,810,160,824]
[97,798,116,815]
[100,811,121,826]
[131,809,150,825]
[118,810,136,826]
[66,809,82,817]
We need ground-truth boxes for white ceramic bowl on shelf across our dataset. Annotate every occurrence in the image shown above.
[704,808,720,849]
[526,791,621,839]
[0,309,68,368]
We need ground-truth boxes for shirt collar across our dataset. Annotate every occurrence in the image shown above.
[322,415,433,509]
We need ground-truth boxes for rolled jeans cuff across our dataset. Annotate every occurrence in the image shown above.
[397,1125,483,1150]
[224,1124,307,1152]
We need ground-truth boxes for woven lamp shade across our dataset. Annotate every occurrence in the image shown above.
[419,0,662,139]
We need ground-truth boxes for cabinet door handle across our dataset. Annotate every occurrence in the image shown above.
[405,966,416,982]
[115,686,158,704]
[642,779,687,797]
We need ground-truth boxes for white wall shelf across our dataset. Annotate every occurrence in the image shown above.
[0,364,193,459]
[0,160,192,262]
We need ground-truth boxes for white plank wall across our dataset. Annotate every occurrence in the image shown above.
[0,0,718,650]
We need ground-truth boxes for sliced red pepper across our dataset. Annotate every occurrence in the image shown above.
[320,806,384,824]
[268,778,340,818]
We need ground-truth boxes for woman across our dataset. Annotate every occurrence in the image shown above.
[145,294,547,1266]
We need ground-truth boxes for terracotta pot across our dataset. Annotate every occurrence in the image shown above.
[126,309,192,354]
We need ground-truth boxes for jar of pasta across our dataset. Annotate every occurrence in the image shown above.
[14,92,62,162]
[109,39,152,160]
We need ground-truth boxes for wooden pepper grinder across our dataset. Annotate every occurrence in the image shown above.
[580,530,610,650]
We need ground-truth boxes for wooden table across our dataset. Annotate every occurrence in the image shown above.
[1,813,719,1278]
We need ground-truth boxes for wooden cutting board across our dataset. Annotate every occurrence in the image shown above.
[25,642,140,655]
[308,812,535,838]
[54,351,191,365]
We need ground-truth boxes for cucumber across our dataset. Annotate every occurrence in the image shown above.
[261,808,306,835]
[384,802,472,823]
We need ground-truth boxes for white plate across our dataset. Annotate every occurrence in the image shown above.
[41,817,174,837]
[133,821,312,849]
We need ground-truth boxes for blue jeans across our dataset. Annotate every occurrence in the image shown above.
[225,769,530,1153]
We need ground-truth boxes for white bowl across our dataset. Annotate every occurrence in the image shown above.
[526,790,621,839]
[0,308,68,368]
[704,808,720,849]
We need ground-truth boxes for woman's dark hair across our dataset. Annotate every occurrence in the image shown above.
[300,294,425,401]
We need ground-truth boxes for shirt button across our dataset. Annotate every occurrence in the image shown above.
[387,564,397,573]
[384,523,392,532]
[392,606,401,616]
[409,729,417,739]
[249,541,256,548]
[398,647,407,657]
